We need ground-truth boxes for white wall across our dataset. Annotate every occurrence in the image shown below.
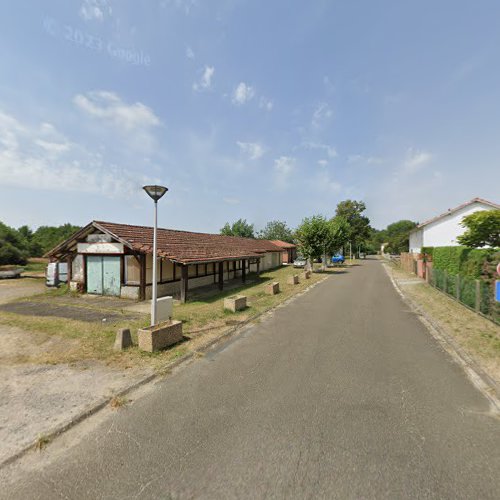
[410,202,495,253]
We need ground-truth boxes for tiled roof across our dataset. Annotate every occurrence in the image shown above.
[92,221,281,264]
[411,197,500,232]
[270,240,296,249]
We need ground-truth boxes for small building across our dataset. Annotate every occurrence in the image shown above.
[270,240,297,264]
[46,221,283,302]
[409,197,499,254]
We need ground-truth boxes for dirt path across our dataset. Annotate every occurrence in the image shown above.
[0,279,45,304]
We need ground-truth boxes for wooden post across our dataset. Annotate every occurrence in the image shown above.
[180,265,188,303]
[139,254,146,301]
[218,261,224,290]
[475,280,481,312]
[257,259,260,275]
[82,255,87,293]
[66,254,73,283]
[242,259,246,283]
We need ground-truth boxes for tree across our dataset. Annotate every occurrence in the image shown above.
[257,220,294,243]
[335,200,371,254]
[220,219,255,238]
[384,220,417,254]
[457,210,500,248]
[295,215,349,270]
[30,223,81,256]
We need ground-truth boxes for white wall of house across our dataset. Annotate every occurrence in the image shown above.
[409,202,495,253]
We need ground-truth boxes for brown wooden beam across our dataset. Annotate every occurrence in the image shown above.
[139,254,146,301]
[66,254,73,283]
[180,265,188,303]
[218,261,224,290]
[242,259,247,283]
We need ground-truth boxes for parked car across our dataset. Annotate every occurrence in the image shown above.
[331,254,345,265]
[46,262,68,287]
[293,257,307,268]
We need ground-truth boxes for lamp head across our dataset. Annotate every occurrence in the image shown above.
[143,185,168,202]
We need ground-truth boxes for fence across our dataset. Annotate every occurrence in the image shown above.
[427,267,499,325]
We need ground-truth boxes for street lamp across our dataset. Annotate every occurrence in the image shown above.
[143,185,168,326]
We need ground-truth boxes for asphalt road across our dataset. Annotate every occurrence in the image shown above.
[3,259,500,499]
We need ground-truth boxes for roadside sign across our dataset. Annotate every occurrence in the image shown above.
[496,281,500,303]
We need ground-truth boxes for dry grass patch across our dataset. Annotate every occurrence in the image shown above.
[388,263,500,383]
[0,265,340,373]
[109,395,130,409]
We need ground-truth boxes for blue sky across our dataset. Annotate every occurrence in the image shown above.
[1,0,499,233]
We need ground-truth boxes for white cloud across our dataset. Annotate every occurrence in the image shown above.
[186,46,195,59]
[232,82,255,105]
[403,148,433,173]
[273,156,296,189]
[347,154,383,165]
[302,141,337,159]
[223,197,240,205]
[313,171,341,194]
[312,102,332,128]
[73,91,161,131]
[318,159,328,167]
[193,66,215,91]
[259,97,273,111]
[160,0,197,15]
[237,141,265,160]
[0,109,147,198]
[79,0,112,21]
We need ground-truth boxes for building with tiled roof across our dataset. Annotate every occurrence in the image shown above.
[409,197,499,253]
[270,240,297,264]
[46,221,283,302]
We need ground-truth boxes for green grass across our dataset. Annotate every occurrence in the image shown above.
[23,260,48,274]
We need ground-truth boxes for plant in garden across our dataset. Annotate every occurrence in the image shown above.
[457,210,500,248]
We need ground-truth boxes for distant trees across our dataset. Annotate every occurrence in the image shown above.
[335,200,371,255]
[220,219,255,238]
[257,220,294,243]
[0,221,81,265]
[383,220,417,254]
[457,210,500,248]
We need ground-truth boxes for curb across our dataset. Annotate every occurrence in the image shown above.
[0,274,330,470]
[383,263,500,416]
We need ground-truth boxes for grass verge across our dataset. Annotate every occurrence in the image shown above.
[0,265,340,372]
[388,262,500,383]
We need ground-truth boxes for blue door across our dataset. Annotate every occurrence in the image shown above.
[86,256,121,296]
[87,256,103,295]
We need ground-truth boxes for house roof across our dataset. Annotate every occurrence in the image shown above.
[270,240,296,249]
[46,221,282,264]
[410,197,500,233]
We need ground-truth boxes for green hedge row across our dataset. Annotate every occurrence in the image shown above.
[426,246,496,279]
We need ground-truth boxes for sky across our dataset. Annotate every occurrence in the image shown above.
[1,0,499,233]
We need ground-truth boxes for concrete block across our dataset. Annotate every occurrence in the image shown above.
[138,320,183,352]
[156,296,173,322]
[301,271,311,280]
[265,282,280,295]
[287,275,299,285]
[114,328,133,351]
[224,295,247,312]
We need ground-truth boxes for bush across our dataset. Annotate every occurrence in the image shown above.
[432,246,494,278]
[0,241,28,266]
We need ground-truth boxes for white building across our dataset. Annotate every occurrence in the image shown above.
[409,198,499,254]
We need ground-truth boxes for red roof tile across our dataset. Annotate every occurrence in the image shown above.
[270,240,296,249]
[91,221,281,264]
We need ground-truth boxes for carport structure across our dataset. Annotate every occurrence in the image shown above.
[46,221,282,303]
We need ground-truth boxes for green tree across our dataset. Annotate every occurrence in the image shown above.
[457,210,500,248]
[335,200,371,254]
[31,223,81,256]
[0,222,28,265]
[220,219,255,238]
[384,220,417,254]
[257,220,294,242]
[295,215,349,269]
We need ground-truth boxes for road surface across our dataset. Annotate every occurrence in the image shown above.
[2,258,499,499]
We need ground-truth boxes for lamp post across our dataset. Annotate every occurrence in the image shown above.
[143,185,168,326]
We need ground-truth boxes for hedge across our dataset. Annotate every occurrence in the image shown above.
[430,246,496,279]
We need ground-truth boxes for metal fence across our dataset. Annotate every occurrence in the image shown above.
[428,267,499,325]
